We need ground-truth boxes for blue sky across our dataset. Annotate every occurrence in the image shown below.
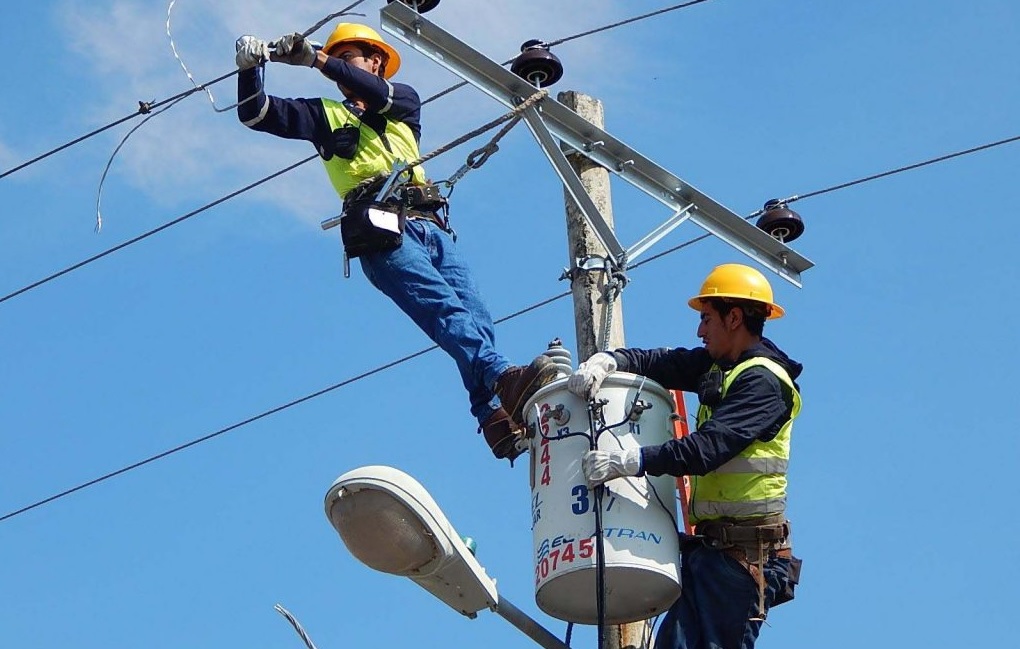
[2,1,1018,647]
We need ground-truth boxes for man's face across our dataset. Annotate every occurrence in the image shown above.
[334,45,382,76]
[697,304,735,360]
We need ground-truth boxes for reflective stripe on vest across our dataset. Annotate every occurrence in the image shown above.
[320,98,426,199]
[689,356,801,524]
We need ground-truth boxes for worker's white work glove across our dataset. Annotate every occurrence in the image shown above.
[235,35,270,70]
[582,448,643,488]
[270,33,316,67]
[567,352,617,400]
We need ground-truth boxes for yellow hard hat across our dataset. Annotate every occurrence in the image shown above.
[323,23,401,79]
[687,263,785,319]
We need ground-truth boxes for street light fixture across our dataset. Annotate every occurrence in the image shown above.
[324,465,570,649]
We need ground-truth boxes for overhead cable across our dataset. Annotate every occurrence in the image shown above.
[0,1,369,181]
[0,156,317,306]
[1,239,724,524]
[0,285,574,523]
[4,125,1017,308]
[785,133,1020,203]
[1,0,714,178]
[1,94,546,306]
[421,0,716,105]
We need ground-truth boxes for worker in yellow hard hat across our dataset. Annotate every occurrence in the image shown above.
[233,24,556,462]
[567,263,804,649]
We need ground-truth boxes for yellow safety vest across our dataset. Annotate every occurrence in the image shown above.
[320,98,427,199]
[689,356,801,524]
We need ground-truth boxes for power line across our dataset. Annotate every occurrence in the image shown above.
[0,1,370,181]
[787,133,1020,203]
[0,227,712,524]
[5,121,1018,519]
[0,72,236,181]
[4,125,1017,307]
[0,0,709,178]
[0,156,317,306]
[0,210,726,525]
[421,0,716,105]
[545,0,714,47]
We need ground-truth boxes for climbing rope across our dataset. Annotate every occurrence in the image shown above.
[442,109,528,194]
[406,89,548,173]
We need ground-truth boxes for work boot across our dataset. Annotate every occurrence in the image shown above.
[480,407,526,462]
[494,355,558,426]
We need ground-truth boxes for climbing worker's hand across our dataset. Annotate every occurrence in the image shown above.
[567,352,617,400]
[270,33,317,67]
[582,448,643,488]
[235,35,270,70]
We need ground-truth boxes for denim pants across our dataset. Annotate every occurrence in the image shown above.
[654,542,798,649]
[359,219,512,424]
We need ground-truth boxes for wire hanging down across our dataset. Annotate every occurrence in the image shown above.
[0,0,715,178]
[275,604,321,649]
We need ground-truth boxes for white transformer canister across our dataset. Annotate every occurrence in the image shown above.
[523,373,682,625]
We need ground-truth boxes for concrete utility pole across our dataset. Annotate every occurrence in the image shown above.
[559,90,651,649]
[560,91,626,362]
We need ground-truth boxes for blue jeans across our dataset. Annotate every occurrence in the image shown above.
[654,542,798,649]
[359,219,512,424]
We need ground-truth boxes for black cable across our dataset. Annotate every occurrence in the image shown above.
[5,0,1018,521]
[545,0,714,47]
[789,133,1020,202]
[3,0,1013,302]
[0,155,316,306]
[0,0,370,181]
[589,408,609,649]
[0,70,238,181]
[0,340,437,524]
[7,115,1016,306]
[0,218,718,524]
[419,0,718,106]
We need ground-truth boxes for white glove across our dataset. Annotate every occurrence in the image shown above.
[567,352,617,400]
[235,35,270,70]
[582,448,643,488]
[270,32,316,67]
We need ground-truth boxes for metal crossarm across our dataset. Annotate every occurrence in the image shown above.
[520,106,627,265]
[381,2,814,285]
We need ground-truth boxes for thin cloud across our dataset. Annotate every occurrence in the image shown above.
[60,0,630,227]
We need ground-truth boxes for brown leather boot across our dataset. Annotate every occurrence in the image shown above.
[480,407,525,461]
[494,355,558,425]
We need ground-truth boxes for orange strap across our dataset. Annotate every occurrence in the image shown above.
[670,389,694,535]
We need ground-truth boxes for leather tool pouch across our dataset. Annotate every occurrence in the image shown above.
[340,200,405,258]
[400,183,447,212]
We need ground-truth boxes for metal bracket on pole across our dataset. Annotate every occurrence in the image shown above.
[626,205,694,263]
[520,105,626,267]
[380,2,814,286]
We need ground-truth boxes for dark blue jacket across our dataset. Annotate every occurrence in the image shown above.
[236,57,422,159]
[611,339,803,478]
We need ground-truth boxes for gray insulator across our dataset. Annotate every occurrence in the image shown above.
[543,338,573,378]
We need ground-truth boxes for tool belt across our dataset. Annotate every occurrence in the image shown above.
[694,515,801,616]
[343,176,451,236]
[695,516,791,560]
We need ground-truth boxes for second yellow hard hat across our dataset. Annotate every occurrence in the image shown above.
[688,263,785,319]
